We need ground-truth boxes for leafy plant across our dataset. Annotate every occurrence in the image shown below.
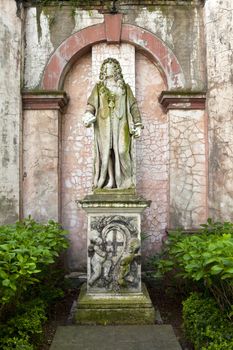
[0,217,68,313]
[1,336,33,350]
[0,217,69,349]
[183,293,233,350]
[153,219,233,316]
[1,299,47,348]
[8,299,47,340]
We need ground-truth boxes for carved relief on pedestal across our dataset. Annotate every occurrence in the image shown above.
[88,215,140,292]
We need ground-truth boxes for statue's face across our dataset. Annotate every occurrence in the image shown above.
[105,62,115,78]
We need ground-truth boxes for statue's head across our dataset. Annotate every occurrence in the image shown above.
[99,58,125,86]
[90,229,101,244]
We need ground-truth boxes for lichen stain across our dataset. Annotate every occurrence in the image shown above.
[0,195,18,224]
[36,7,42,41]
[209,131,222,174]
[2,25,11,62]
[170,205,184,229]
[1,102,11,168]
[41,7,75,48]
[170,7,195,89]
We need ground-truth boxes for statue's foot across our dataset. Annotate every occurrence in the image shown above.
[104,180,114,189]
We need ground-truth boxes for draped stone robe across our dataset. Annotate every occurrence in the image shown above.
[86,82,142,189]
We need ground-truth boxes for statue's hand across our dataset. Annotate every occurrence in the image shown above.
[133,126,142,138]
[83,112,96,127]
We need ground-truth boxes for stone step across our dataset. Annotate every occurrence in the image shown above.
[50,325,182,350]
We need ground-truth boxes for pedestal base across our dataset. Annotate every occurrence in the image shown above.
[75,283,155,325]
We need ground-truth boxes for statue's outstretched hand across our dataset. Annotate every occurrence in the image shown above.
[83,112,96,127]
[133,126,142,138]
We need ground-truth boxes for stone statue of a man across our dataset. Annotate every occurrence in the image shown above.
[83,58,143,189]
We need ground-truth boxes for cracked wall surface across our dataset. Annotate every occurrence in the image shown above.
[62,53,93,270]
[0,0,22,224]
[205,0,233,220]
[136,52,168,256]
[169,109,207,228]
[23,110,59,221]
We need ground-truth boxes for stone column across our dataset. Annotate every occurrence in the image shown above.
[0,0,23,224]
[22,92,68,221]
[204,0,233,221]
[159,92,207,229]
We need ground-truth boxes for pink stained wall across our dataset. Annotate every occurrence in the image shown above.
[62,53,93,270]
[135,52,168,258]
[62,51,168,271]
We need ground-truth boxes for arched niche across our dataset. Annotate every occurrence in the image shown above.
[61,47,167,270]
[41,19,184,91]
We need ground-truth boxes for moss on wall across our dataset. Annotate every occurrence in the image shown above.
[0,195,18,224]
[22,0,203,10]
[40,6,75,46]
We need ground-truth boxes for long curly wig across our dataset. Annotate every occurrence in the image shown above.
[99,58,125,89]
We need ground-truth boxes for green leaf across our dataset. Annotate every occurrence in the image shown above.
[210,266,223,275]
[224,268,233,274]
[2,279,11,286]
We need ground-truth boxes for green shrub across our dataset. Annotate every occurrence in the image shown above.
[153,219,233,315]
[1,299,47,349]
[183,293,233,350]
[0,217,69,349]
[0,217,68,310]
[1,336,33,350]
[8,299,47,340]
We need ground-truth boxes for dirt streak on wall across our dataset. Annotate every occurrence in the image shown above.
[0,0,23,224]
[205,0,233,221]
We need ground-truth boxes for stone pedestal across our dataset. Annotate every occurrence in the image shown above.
[75,193,155,324]
[76,283,155,325]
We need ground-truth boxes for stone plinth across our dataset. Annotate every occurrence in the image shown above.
[76,283,155,325]
[75,193,155,324]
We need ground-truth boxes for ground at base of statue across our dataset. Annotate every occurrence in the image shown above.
[49,325,182,350]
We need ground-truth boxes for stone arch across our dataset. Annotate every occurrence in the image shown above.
[41,20,184,90]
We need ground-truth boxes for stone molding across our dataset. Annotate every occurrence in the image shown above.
[22,91,69,112]
[41,15,184,90]
[78,194,151,214]
[104,14,123,43]
[159,91,206,112]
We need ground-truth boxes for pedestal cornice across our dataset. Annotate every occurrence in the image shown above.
[77,194,151,214]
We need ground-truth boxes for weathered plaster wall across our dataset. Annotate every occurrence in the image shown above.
[0,0,22,224]
[24,8,54,89]
[24,7,103,89]
[24,3,205,90]
[62,53,92,271]
[23,110,60,221]
[136,52,168,256]
[123,4,205,90]
[169,109,207,228]
[205,0,233,221]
